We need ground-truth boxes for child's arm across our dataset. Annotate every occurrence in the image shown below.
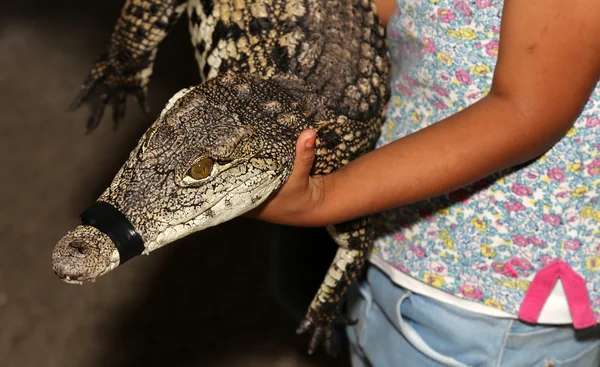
[249,0,600,227]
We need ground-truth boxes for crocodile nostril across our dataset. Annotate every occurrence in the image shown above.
[69,241,87,255]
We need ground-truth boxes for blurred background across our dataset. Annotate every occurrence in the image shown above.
[0,1,349,366]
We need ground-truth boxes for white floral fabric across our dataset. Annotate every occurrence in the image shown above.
[372,0,600,318]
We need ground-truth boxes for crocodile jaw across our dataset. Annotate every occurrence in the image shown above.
[144,175,283,252]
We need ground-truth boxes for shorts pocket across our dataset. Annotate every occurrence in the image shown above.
[394,293,471,367]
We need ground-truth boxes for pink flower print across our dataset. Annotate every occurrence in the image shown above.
[467,91,480,100]
[587,158,600,175]
[430,261,448,276]
[553,189,569,203]
[490,25,501,33]
[564,208,581,227]
[511,183,532,197]
[404,75,419,87]
[437,8,456,23]
[472,262,489,273]
[392,232,406,241]
[510,257,533,276]
[458,284,484,300]
[564,239,581,251]
[547,167,566,182]
[436,70,451,83]
[422,37,436,53]
[525,169,540,180]
[527,236,547,248]
[392,262,410,274]
[434,84,449,97]
[540,255,555,266]
[485,41,499,57]
[512,235,528,247]
[411,245,426,258]
[586,116,600,127]
[453,1,472,16]
[432,99,448,110]
[476,0,492,8]
[543,213,562,227]
[395,81,413,97]
[492,262,519,278]
[455,69,472,85]
[504,200,525,212]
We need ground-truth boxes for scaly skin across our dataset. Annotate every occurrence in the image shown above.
[55,0,390,355]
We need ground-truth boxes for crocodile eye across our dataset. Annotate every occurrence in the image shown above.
[188,158,214,180]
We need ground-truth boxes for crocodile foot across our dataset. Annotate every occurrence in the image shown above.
[68,77,149,132]
[68,45,151,132]
[296,313,356,356]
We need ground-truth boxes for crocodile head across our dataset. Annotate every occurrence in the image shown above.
[52,73,330,283]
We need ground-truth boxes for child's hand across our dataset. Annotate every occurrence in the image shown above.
[246,130,327,226]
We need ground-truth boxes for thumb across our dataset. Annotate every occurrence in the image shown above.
[289,129,317,181]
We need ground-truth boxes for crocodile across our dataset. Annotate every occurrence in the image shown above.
[52,0,390,354]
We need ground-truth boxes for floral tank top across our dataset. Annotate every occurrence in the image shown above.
[371,0,600,326]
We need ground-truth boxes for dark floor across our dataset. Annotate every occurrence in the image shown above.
[0,2,349,366]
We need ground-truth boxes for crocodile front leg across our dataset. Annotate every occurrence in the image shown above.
[70,0,188,131]
[297,217,373,355]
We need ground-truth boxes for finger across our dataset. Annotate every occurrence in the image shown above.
[289,129,317,181]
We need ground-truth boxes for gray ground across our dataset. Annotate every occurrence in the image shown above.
[0,2,348,366]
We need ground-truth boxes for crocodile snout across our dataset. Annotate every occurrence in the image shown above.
[52,225,119,284]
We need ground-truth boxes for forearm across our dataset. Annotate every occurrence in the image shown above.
[314,94,573,226]
[248,0,600,228]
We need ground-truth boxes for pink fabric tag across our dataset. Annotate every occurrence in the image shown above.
[518,260,595,329]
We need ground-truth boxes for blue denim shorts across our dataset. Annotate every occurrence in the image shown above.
[346,265,600,367]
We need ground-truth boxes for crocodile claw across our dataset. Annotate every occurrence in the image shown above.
[68,80,148,132]
[297,319,335,356]
[134,88,150,114]
[297,314,357,356]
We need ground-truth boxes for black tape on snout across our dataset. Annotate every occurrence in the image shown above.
[80,201,145,264]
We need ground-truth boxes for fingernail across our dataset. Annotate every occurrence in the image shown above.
[305,137,315,149]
